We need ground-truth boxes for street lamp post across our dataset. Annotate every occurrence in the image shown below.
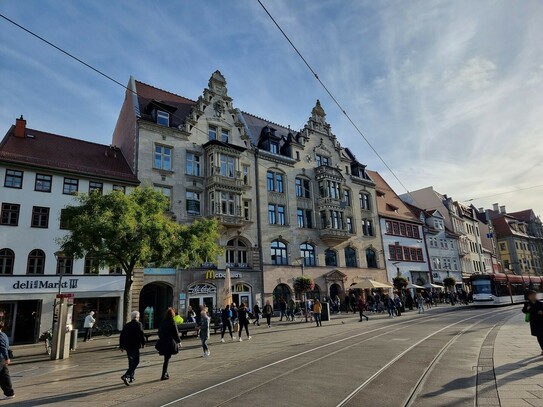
[295,257,309,322]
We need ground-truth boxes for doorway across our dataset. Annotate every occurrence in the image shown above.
[139,282,173,329]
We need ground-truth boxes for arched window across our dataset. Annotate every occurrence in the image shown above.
[273,284,292,310]
[366,248,377,268]
[325,249,338,267]
[226,238,249,267]
[0,249,14,275]
[345,247,357,267]
[271,240,288,265]
[27,249,45,274]
[300,243,316,266]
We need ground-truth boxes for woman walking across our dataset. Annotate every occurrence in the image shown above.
[263,300,273,328]
[313,299,322,327]
[237,303,251,341]
[199,308,211,357]
[522,290,543,355]
[156,307,181,380]
[220,305,234,342]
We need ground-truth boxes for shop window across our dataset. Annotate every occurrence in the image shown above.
[0,249,14,274]
[27,249,45,274]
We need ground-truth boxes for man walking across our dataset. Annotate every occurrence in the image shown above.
[119,311,146,386]
[279,298,287,321]
[83,311,96,342]
[0,323,14,400]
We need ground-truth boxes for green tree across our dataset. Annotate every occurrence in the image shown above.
[443,277,456,291]
[58,187,222,322]
[293,276,314,295]
[393,276,408,291]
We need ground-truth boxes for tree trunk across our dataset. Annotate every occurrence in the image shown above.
[123,270,134,324]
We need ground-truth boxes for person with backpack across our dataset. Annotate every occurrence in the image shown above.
[119,311,146,386]
[220,305,234,342]
[0,322,14,401]
[263,301,273,328]
[237,303,251,341]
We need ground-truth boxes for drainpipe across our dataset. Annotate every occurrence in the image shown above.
[254,147,265,306]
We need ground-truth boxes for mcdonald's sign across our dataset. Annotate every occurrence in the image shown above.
[204,270,243,280]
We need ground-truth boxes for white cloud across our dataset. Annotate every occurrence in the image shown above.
[445,56,497,91]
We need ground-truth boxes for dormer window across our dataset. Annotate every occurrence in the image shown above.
[270,141,279,154]
[221,129,229,143]
[209,125,217,140]
[157,110,169,127]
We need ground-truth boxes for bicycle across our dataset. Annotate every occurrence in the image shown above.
[92,321,113,337]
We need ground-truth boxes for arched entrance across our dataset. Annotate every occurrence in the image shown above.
[330,283,342,300]
[273,284,292,310]
[232,283,252,309]
[139,282,173,329]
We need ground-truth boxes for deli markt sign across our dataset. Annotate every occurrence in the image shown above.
[1,276,125,294]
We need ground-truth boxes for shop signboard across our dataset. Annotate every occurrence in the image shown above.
[188,283,217,296]
[205,270,242,280]
[0,276,125,294]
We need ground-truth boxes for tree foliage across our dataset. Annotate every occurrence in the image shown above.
[393,276,408,290]
[58,187,222,322]
[293,276,314,294]
[443,277,456,289]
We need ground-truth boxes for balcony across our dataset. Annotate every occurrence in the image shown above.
[214,214,246,227]
[319,227,351,245]
[206,170,248,191]
[315,165,343,181]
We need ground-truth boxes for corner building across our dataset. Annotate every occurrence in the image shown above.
[112,71,387,315]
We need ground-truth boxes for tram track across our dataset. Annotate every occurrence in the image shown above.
[159,307,494,407]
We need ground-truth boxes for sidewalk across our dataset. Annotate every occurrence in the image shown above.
[494,313,543,407]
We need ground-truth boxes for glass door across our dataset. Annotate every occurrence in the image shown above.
[0,302,16,344]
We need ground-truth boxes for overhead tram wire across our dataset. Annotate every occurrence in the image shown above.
[0,12,309,195]
[462,184,543,202]
[256,0,415,200]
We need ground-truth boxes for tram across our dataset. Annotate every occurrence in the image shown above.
[470,273,543,305]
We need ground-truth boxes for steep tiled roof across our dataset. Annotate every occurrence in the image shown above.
[508,209,534,222]
[240,111,293,147]
[0,126,138,183]
[492,214,530,238]
[134,81,197,128]
[366,170,421,223]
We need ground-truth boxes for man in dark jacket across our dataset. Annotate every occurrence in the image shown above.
[522,290,543,355]
[119,311,146,386]
[0,323,14,400]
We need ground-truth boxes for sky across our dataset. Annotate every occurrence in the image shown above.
[1,0,542,216]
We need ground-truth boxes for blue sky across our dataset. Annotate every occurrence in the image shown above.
[1,0,542,215]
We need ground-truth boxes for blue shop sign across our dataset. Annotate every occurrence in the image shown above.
[143,268,177,275]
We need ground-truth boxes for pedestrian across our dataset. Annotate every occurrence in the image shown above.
[119,311,146,386]
[220,305,234,342]
[350,293,357,314]
[263,300,273,328]
[358,296,369,321]
[155,307,181,381]
[416,294,425,314]
[394,294,402,316]
[313,299,322,327]
[83,311,96,342]
[199,309,211,357]
[384,295,395,318]
[345,294,351,313]
[279,298,287,321]
[0,322,14,401]
[231,303,239,333]
[173,312,184,325]
[287,299,296,321]
[186,306,196,323]
[522,290,543,355]
[253,303,261,326]
[237,303,251,341]
[334,294,341,314]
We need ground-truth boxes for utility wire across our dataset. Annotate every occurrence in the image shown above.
[257,0,415,198]
[462,184,543,202]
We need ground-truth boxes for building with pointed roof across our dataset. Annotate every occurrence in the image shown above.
[112,71,387,314]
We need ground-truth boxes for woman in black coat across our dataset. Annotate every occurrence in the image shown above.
[156,307,181,380]
[522,290,543,355]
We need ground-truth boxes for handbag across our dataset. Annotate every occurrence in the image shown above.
[525,312,530,323]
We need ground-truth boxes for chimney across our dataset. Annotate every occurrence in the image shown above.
[499,205,506,214]
[478,207,484,213]
[492,203,499,212]
[15,115,26,138]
